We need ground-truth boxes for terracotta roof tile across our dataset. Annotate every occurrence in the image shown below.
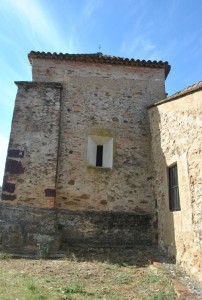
[148,80,202,108]
[28,51,171,78]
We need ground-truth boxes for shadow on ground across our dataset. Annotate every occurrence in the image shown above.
[58,245,173,267]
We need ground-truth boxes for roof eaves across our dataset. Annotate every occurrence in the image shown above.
[28,51,171,79]
[147,80,202,109]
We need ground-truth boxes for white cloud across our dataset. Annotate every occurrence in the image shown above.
[121,35,156,58]
[168,0,182,18]
[122,35,155,54]
[119,5,158,59]
[3,0,76,53]
[0,83,16,109]
[0,59,22,108]
[81,0,103,19]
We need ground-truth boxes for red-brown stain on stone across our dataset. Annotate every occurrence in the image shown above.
[65,201,78,205]
[112,117,119,122]
[79,194,90,199]
[5,159,25,174]
[190,175,195,184]
[100,200,107,205]
[1,193,16,201]
[45,188,56,197]
[7,149,24,158]
[3,182,15,193]
[68,180,75,185]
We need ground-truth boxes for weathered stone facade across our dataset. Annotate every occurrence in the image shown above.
[148,83,202,282]
[1,52,170,252]
[31,57,166,213]
[1,51,201,281]
[2,82,62,207]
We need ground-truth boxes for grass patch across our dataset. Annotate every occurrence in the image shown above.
[59,283,84,294]
[0,271,56,300]
[114,273,132,284]
[0,247,178,300]
[0,252,12,260]
[58,283,94,299]
[144,273,163,283]
[153,286,175,300]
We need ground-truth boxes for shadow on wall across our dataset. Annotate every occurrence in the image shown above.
[149,107,177,264]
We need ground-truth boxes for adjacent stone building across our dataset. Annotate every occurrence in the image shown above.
[0,51,201,281]
[148,82,202,281]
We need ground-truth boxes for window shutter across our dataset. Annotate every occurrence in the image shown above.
[169,164,181,211]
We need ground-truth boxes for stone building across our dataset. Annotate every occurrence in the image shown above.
[148,82,202,281]
[0,51,201,281]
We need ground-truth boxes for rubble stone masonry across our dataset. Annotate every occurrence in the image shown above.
[31,59,166,213]
[0,54,167,252]
[149,90,202,282]
[2,82,62,208]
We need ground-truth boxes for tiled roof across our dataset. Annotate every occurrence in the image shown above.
[148,80,202,108]
[28,51,171,78]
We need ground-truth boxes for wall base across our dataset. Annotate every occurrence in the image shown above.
[0,204,152,254]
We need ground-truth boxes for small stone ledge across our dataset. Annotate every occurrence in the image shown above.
[15,81,63,90]
[87,165,112,172]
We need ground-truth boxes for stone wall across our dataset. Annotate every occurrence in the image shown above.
[0,203,151,253]
[148,91,202,282]
[1,57,167,251]
[57,210,152,248]
[1,82,62,208]
[0,204,60,253]
[31,59,166,214]
[0,81,63,251]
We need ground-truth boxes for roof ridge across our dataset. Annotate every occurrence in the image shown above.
[28,51,171,79]
[172,80,202,96]
[148,80,202,108]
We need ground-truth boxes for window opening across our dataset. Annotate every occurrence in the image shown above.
[168,164,181,211]
[87,136,113,168]
[96,145,103,167]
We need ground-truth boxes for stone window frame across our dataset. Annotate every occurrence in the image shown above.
[87,135,113,169]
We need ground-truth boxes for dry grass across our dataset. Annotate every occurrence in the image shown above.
[0,247,177,300]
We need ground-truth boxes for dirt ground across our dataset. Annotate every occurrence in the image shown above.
[0,247,201,300]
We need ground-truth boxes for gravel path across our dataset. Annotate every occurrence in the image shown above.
[163,262,202,298]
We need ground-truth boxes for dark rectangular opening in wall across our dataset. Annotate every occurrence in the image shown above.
[168,164,181,211]
[96,145,103,167]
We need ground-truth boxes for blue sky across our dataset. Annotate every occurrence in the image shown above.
[0,0,201,184]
